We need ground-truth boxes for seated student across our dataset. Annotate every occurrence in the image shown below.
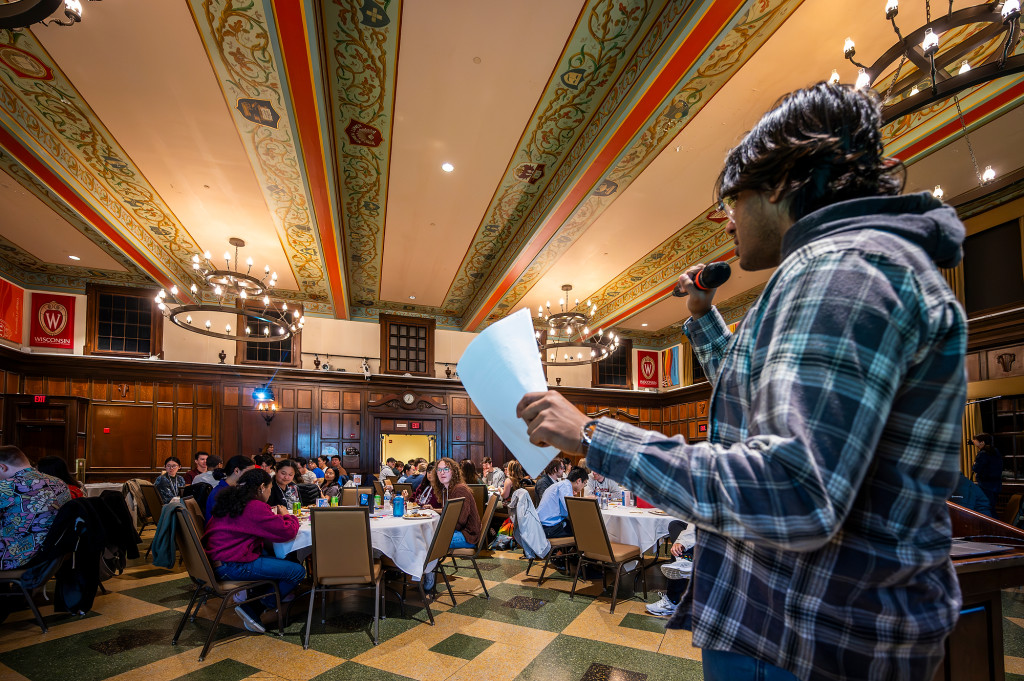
[461,459,481,485]
[294,457,317,485]
[204,468,305,633]
[536,466,589,538]
[182,451,209,485]
[379,457,398,481]
[37,455,84,499]
[0,445,72,570]
[205,455,255,520]
[501,460,533,502]
[417,463,440,508]
[308,457,325,479]
[319,466,342,499]
[404,462,426,493]
[481,457,505,488]
[155,456,188,504]
[268,460,301,508]
[422,458,481,590]
[534,458,565,501]
[191,455,222,488]
[646,520,696,616]
[584,470,621,497]
[397,463,413,483]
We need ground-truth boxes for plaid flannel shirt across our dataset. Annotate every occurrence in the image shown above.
[587,195,967,681]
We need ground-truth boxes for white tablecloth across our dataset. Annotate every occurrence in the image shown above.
[84,482,123,497]
[273,511,440,577]
[600,505,674,553]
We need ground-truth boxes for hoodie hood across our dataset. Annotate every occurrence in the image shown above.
[780,192,964,268]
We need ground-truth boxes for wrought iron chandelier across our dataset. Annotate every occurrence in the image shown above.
[839,0,1022,193]
[535,284,619,367]
[154,238,303,343]
[0,0,95,29]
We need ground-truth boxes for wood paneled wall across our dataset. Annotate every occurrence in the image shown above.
[0,345,713,482]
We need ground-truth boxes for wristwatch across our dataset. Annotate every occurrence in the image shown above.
[580,419,600,456]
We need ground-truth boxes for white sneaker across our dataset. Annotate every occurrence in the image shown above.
[661,557,693,580]
[234,605,265,633]
[622,560,638,572]
[645,593,677,616]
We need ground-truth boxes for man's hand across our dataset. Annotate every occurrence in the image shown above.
[677,264,717,320]
[516,391,591,454]
[670,542,685,557]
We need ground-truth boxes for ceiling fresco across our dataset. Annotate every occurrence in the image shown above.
[0,0,1022,350]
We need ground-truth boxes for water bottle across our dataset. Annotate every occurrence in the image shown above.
[383,488,392,513]
[393,493,404,517]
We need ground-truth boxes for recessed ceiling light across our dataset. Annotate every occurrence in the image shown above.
[68,255,80,260]
[441,163,454,173]
[409,295,416,300]
[641,323,648,327]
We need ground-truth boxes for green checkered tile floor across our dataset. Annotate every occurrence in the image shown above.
[2,531,1024,681]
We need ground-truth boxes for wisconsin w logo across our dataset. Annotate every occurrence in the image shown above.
[38,301,67,336]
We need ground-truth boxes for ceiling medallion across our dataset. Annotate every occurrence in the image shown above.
[154,238,304,343]
[0,0,93,29]
[536,284,620,367]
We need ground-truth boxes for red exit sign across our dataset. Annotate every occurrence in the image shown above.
[411,422,421,430]
[33,395,47,404]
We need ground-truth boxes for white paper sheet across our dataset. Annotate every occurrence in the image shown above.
[456,308,558,479]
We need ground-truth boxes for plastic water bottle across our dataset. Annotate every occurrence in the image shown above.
[393,493,404,517]
[383,488,392,513]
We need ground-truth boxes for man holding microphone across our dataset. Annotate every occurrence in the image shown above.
[517,82,967,681]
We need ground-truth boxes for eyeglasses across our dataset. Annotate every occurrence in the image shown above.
[717,195,737,220]
[436,466,451,473]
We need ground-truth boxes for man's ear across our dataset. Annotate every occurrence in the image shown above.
[768,181,788,204]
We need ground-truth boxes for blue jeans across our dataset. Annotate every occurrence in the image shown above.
[702,650,799,681]
[450,531,475,550]
[214,556,306,613]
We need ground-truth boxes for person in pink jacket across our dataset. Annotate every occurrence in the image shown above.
[204,468,305,633]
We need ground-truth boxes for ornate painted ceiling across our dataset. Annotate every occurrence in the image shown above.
[0,0,1021,348]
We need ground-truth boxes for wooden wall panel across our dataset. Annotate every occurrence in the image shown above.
[470,419,484,442]
[69,378,89,398]
[156,407,174,437]
[157,383,174,404]
[452,418,467,442]
[297,389,312,409]
[177,384,193,404]
[48,377,66,396]
[195,384,212,405]
[138,383,154,403]
[343,414,360,440]
[196,408,213,438]
[224,386,239,407]
[297,412,312,458]
[90,405,153,469]
[322,390,340,410]
[281,388,295,409]
[451,397,468,415]
[343,392,361,410]
[156,439,172,465]
[176,407,193,437]
[24,376,43,395]
[222,409,239,455]
[322,413,340,440]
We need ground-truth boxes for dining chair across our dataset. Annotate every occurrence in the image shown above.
[393,483,415,499]
[565,496,646,614]
[0,555,66,633]
[372,479,385,500]
[170,505,283,661]
[448,493,498,598]
[341,486,374,507]
[304,507,382,648]
[386,475,400,486]
[181,496,206,535]
[524,485,539,508]
[384,497,465,625]
[467,483,487,517]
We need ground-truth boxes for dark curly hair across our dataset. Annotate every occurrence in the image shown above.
[211,468,271,519]
[715,82,905,222]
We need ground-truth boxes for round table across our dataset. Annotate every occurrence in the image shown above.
[273,510,440,577]
[600,504,675,553]
[84,482,123,497]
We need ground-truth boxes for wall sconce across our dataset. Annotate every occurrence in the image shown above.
[257,401,277,424]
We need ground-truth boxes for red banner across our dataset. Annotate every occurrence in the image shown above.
[0,278,23,344]
[637,350,660,389]
[30,292,74,349]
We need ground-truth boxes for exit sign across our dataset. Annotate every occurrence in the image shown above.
[411,422,421,430]
[33,395,47,404]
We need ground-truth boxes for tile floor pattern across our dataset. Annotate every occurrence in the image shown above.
[3,531,1024,681]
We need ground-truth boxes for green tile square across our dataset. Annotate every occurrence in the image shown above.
[171,659,259,681]
[279,595,425,660]
[309,661,416,681]
[428,632,493,660]
[618,612,669,634]
[117,577,196,609]
[446,582,590,633]
[515,634,703,681]
[0,610,243,681]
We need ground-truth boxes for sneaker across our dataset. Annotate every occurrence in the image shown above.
[645,593,678,617]
[661,557,693,580]
[232,589,247,604]
[234,605,265,634]
[622,560,638,573]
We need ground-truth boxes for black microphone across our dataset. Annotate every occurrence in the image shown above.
[672,262,732,297]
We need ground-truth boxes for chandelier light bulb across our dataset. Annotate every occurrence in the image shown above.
[1003,0,1021,23]
[263,295,270,306]
[546,300,551,309]
[158,303,166,311]
[932,185,944,199]
[190,283,198,294]
[264,326,270,336]
[265,264,270,274]
[214,285,222,296]
[278,327,285,335]
[855,68,871,90]
[829,69,840,84]
[224,251,231,262]
[282,302,287,310]
[983,165,996,183]
[170,285,178,295]
[245,326,251,335]
[205,320,211,330]
[922,28,939,56]
[959,60,971,75]
[65,0,82,20]
[225,324,231,333]
[154,294,162,303]
[910,84,920,96]
[844,37,856,59]
[591,350,596,357]
[271,272,277,280]
[246,256,253,266]
[192,254,200,263]
[885,0,898,20]
[240,290,247,299]
[203,251,211,260]
[549,354,555,361]
[186,315,192,325]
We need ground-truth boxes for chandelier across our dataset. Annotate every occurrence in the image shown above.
[535,284,619,367]
[840,1,1022,193]
[0,0,93,29]
[154,238,304,343]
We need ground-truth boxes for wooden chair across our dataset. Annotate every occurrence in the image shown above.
[566,496,646,614]
[341,486,374,507]
[393,483,415,500]
[304,508,382,648]
[467,484,487,518]
[372,479,386,501]
[386,475,400,486]
[448,494,499,598]
[385,497,465,625]
[1002,494,1023,525]
[170,505,284,661]
[524,485,539,508]
[181,496,206,535]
